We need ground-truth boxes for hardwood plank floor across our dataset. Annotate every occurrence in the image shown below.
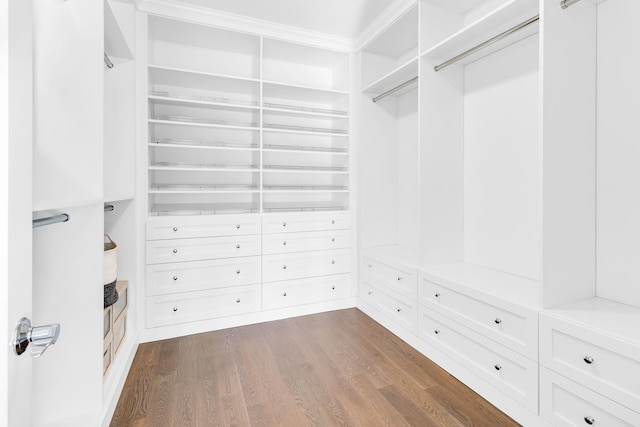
[110,309,520,427]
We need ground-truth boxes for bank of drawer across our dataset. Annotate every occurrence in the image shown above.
[262,212,350,234]
[147,215,260,240]
[263,230,350,255]
[418,307,538,412]
[263,274,351,310]
[147,256,261,296]
[146,284,261,328]
[540,367,640,427]
[419,273,537,360]
[540,315,640,411]
[146,235,260,264]
[360,277,417,333]
[361,256,417,300]
[262,249,350,282]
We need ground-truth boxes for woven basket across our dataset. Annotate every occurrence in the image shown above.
[104,234,119,308]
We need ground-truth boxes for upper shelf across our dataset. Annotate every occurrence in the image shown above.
[421,0,539,68]
[104,0,133,60]
[362,57,418,98]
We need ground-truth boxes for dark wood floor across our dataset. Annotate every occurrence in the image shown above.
[110,308,520,427]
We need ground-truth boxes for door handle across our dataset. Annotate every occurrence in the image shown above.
[12,317,60,358]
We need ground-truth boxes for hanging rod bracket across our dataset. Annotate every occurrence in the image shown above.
[372,76,419,103]
[104,52,114,69]
[561,0,582,9]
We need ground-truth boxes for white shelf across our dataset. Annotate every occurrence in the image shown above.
[262,105,348,118]
[263,186,348,193]
[421,262,540,309]
[149,93,260,110]
[149,162,259,173]
[104,0,132,60]
[362,57,419,97]
[421,0,539,67]
[262,145,348,155]
[148,64,260,84]
[149,118,260,131]
[262,202,349,213]
[149,140,259,152]
[149,185,260,194]
[262,79,349,96]
[150,203,259,216]
[263,124,349,137]
[263,165,349,174]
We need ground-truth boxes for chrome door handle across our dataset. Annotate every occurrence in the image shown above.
[13,317,60,358]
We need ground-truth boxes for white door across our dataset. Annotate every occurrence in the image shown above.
[2,0,35,425]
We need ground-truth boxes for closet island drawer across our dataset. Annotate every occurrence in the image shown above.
[540,367,640,427]
[262,229,350,255]
[146,284,261,328]
[146,235,260,264]
[419,273,538,360]
[263,274,351,310]
[262,248,350,282]
[418,307,538,412]
[360,278,417,333]
[147,256,261,296]
[361,256,417,300]
[262,212,350,234]
[540,314,640,411]
[147,214,260,240]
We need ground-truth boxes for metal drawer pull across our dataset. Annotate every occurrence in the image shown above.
[236,244,241,249]
[282,222,287,227]
[172,248,178,254]
[173,227,178,232]
[331,285,335,290]
[368,264,373,268]
[583,356,594,364]
[173,276,178,281]
[331,238,335,242]
[283,292,287,297]
[283,265,287,269]
[397,276,402,281]
[236,270,241,274]
[435,292,440,298]
[283,241,287,245]
[434,329,440,335]
[494,364,502,371]
[236,298,241,303]
[331,260,335,264]
[236,224,240,229]
[494,318,502,325]
[396,308,401,313]
[331,220,335,224]
[584,416,595,425]
[173,307,178,312]
[368,291,373,295]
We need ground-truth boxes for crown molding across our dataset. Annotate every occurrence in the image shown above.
[354,0,418,52]
[136,0,353,52]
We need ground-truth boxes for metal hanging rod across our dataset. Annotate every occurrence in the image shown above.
[561,0,582,9]
[104,53,114,69]
[434,15,540,72]
[372,76,419,103]
[32,214,69,228]
[104,205,114,212]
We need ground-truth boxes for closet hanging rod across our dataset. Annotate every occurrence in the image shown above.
[434,15,540,72]
[561,0,582,9]
[372,76,418,103]
[104,53,114,69]
[32,214,69,228]
[104,205,114,212]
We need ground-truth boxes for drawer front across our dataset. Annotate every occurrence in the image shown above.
[146,235,260,264]
[360,277,417,333]
[146,284,261,328]
[263,274,351,310]
[540,367,640,427]
[540,315,640,411]
[147,256,261,296]
[418,274,538,360]
[262,212,350,234]
[262,249,350,282]
[147,214,261,240]
[263,230,350,255]
[361,256,417,300]
[418,307,538,412]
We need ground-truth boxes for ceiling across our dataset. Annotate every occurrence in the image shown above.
[171,0,395,40]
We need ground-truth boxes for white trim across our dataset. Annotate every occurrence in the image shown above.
[354,0,418,52]
[137,0,353,52]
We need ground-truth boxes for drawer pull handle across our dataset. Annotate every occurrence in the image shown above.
[434,329,440,335]
[368,291,373,295]
[331,220,335,224]
[396,308,401,313]
[282,222,287,227]
[583,356,594,364]
[584,416,595,425]
[331,260,335,265]
[494,364,502,371]
[236,224,240,229]
[397,276,402,281]
[494,318,502,325]
[283,292,287,297]
[283,241,287,246]
[331,238,335,242]
[236,270,241,275]
[173,227,178,232]
[283,265,287,270]
[172,249,178,254]
[236,298,241,303]
[435,292,440,298]
[172,307,178,312]
[331,285,336,290]
[173,276,178,281]
[236,244,241,249]
[368,264,373,268]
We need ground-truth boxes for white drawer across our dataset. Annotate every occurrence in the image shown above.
[540,367,640,427]
[418,273,538,360]
[262,230,350,255]
[418,307,538,412]
[146,235,260,264]
[262,249,350,283]
[361,256,417,300]
[360,277,417,333]
[540,314,640,411]
[147,214,260,240]
[262,212,350,234]
[146,284,261,328]
[262,274,351,310]
[147,256,261,296]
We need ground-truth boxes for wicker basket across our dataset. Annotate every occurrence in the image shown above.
[104,234,119,308]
